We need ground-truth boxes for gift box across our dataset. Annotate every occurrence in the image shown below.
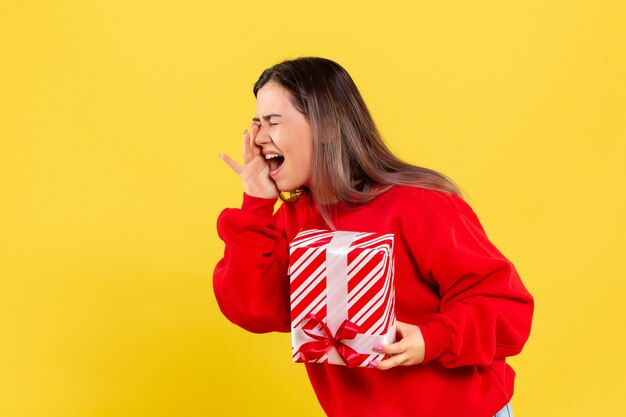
[289,229,396,368]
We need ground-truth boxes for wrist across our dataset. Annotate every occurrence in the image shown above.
[243,184,279,200]
[417,319,453,364]
[241,193,278,216]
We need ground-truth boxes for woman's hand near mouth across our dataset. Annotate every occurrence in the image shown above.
[219,123,280,199]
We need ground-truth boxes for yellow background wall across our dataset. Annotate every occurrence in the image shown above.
[1,1,624,416]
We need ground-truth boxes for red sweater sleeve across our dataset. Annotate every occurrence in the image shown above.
[411,192,534,368]
[213,193,291,333]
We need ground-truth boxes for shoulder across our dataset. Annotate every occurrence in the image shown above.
[380,185,472,218]
[376,185,487,235]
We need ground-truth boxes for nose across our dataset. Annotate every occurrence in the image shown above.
[254,123,271,146]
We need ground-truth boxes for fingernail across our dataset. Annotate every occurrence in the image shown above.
[244,129,247,135]
[368,361,378,368]
[373,345,382,352]
[218,153,223,158]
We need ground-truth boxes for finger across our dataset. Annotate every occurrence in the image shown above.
[395,321,411,337]
[242,129,252,162]
[373,337,410,355]
[248,123,261,156]
[371,352,409,371]
[243,126,261,164]
[372,320,414,354]
[218,153,243,175]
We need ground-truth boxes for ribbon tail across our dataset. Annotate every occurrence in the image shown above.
[335,344,362,368]
[300,340,333,362]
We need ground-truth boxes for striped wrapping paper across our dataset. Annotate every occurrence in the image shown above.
[289,229,396,368]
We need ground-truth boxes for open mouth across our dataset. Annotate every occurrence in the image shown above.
[265,153,285,174]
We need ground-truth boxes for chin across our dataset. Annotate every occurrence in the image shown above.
[276,180,306,193]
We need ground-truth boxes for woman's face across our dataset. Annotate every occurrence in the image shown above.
[253,82,314,192]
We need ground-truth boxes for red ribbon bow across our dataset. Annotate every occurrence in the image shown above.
[299,314,362,368]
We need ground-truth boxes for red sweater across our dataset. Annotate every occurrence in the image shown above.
[213,186,533,417]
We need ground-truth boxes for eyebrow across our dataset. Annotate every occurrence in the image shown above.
[252,114,283,122]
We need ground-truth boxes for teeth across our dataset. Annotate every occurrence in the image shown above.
[265,154,282,159]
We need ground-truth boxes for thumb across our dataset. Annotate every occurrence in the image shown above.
[395,321,411,338]
[219,153,242,175]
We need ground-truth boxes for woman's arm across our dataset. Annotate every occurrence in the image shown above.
[374,191,534,369]
[214,123,290,333]
[213,193,291,333]
[417,208,534,367]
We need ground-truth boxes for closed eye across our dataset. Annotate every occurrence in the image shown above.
[253,121,278,128]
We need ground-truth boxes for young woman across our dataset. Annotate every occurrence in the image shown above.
[214,57,533,417]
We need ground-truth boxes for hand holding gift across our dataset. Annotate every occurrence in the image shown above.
[370,321,425,370]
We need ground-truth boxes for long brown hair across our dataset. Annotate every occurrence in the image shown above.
[253,57,463,226]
